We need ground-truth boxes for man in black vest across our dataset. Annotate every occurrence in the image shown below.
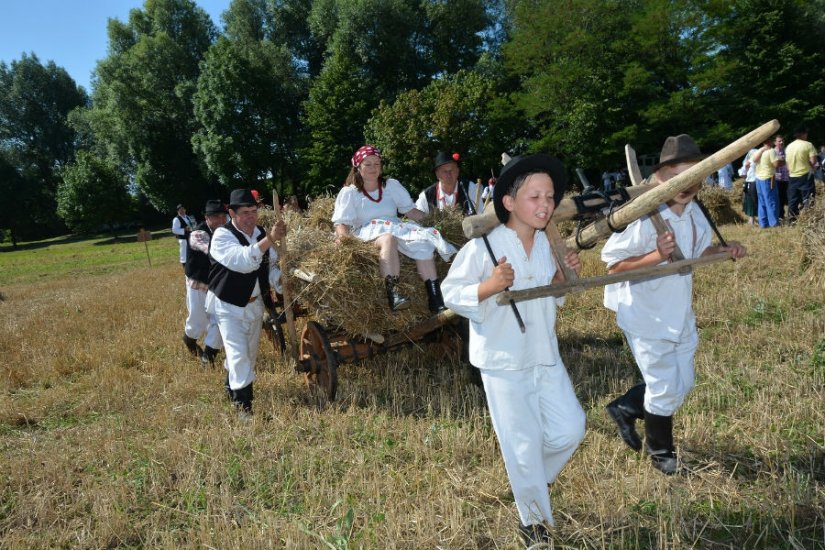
[183,200,227,366]
[206,189,286,417]
[415,151,481,216]
[172,204,196,270]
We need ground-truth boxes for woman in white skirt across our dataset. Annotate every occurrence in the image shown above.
[332,145,456,312]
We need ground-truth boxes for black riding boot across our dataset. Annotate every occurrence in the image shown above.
[230,383,254,415]
[519,522,551,546]
[385,275,410,311]
[200,346,220,368]
[424,278,446,313]
[182,333,202,357]
[644,411,679,475]
[605,383,646,451]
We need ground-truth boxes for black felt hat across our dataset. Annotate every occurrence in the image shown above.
[651,134,706,171]
[203,199,226,215]
[228,189,257,209]
[433,151,460,170]
[493,154,567,223]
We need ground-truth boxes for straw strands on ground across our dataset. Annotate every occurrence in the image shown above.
[797,190,825,288]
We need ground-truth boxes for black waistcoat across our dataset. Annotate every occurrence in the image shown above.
[175,215,190,239]
[184,221,212,284]
[208,222,270,307]
[422,181,476,215]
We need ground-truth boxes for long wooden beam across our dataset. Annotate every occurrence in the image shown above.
[462,120,779,247]
[565,120,779,251]
[496,252,731,304]
[462,183,655,239]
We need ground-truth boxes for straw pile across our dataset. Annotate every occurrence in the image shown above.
[698,186,744,225]
[258,203,447,339]
[797,193,825,289]
[421,206,469,249]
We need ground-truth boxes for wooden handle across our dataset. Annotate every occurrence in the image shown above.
[565,119,779,251]
[272,191,300,363]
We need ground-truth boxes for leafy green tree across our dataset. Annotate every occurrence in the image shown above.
[0,53,87,242]
[192,37,304,193]
[87,0,218,211]
[692,0,825,146]
[57,151,134,237]
[300,52,376,195]
[366,70,517,192]
[301,0,492,193]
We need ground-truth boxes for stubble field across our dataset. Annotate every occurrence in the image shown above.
[1,199,823,549]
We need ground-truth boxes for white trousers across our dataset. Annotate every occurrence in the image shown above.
[481,363,586,527]
[215,299,264,390]
[184,286,223,349]
[178,239,188,264]
[625,323,698,416]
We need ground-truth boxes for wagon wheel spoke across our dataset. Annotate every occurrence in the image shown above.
[299,321,338,401]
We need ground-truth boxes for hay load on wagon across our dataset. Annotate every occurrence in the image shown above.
[258,198,465,339]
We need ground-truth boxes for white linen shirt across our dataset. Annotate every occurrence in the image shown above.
[441,224,565,371]
[331,178,416,229]
[205,223,282,321]
[601,202,711,342]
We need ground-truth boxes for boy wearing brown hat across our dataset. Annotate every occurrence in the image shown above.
[442,154,585,544]
[602,135,746,474]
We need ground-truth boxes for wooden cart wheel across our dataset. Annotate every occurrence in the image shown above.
[300,321,338,401]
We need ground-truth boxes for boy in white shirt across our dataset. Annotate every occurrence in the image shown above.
[602,135,746,474]
[442,154,585,544]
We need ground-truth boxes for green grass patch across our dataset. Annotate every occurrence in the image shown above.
[0,231,177,286]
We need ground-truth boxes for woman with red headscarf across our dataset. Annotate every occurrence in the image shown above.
[332,145,455,312]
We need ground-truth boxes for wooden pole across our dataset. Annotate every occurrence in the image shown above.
[272,191,300,364]
[497,252,731,304]
[462,182,656,239]
[565,120,778,251]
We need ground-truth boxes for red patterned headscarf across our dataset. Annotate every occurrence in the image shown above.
[352,145,382,168]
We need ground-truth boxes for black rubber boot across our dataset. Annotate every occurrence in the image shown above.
[224,373,232,399]
[605,383,645,451]
[200,346,220,368]
[384,275,410,311]
[644,411,679,475]
[182,333,202,357]
[424,279,447,313]
[519,522,551,546]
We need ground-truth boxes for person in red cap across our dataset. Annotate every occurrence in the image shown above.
[332,145,455,313]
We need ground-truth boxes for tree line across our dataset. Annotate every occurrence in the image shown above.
[1,0,823,245]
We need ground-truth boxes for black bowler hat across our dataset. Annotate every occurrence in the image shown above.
[493,154,568,223]
[203,199,226,215]
[228,189,257,209]
[434,151,460,170]
[651,134,706,171]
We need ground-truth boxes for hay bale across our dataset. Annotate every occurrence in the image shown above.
[304,195,336,232]
[698,186,744,225]
[797,196,825,289]
[421,207,469,249]
[259,205,437,339]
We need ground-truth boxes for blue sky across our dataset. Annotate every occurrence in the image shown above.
[0,0,230,92]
